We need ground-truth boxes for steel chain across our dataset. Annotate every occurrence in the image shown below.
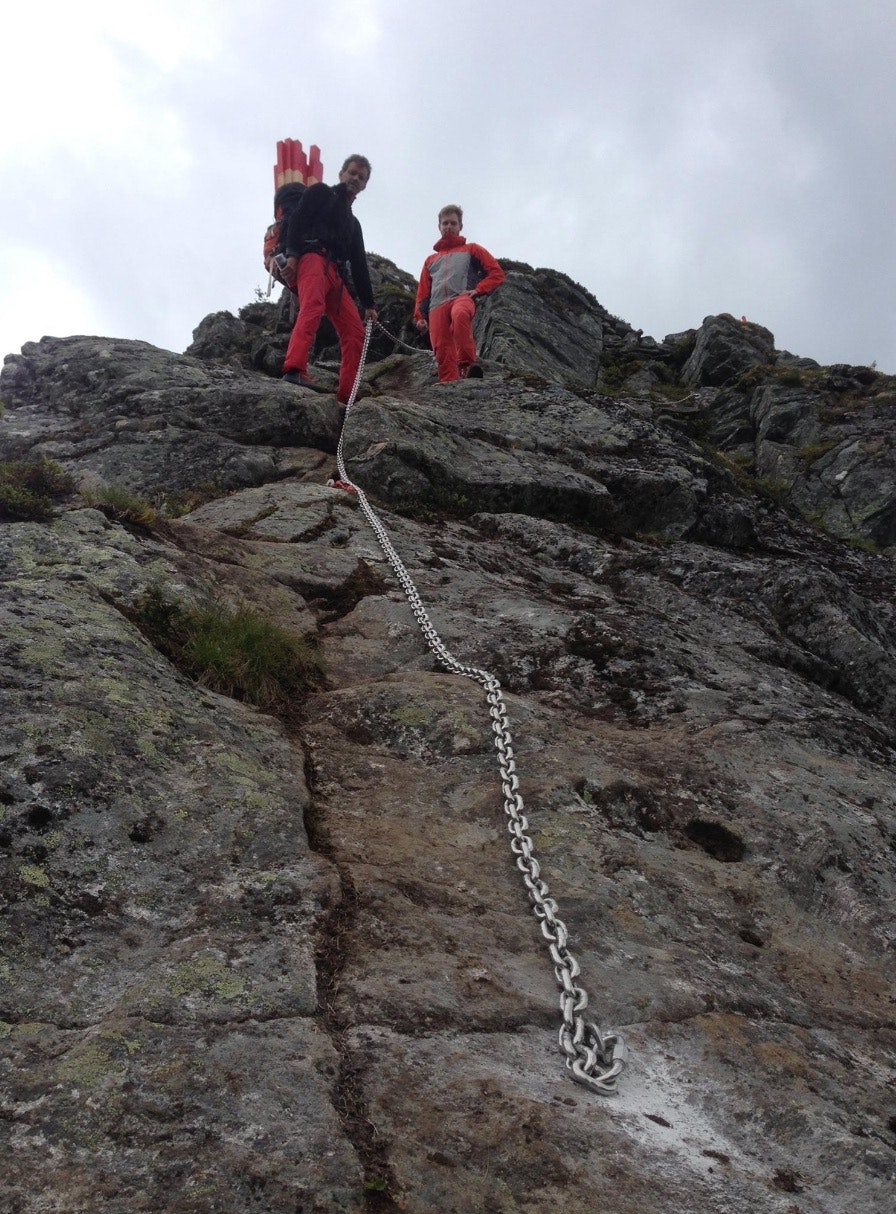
[332,322,626,1094]
[372,318,435,358]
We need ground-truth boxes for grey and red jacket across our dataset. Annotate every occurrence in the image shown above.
[284,181,375,309]
[414,234,505,322]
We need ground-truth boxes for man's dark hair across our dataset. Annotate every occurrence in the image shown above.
[341,154,372,178]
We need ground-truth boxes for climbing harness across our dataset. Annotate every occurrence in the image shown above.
[329,322,627,1095]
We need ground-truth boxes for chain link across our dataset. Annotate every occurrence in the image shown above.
[372,318,435,358]
[333,323,626,1094]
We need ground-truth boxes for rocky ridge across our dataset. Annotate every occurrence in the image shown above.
[1,258,895,1213]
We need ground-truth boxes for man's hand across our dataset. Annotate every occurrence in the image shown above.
[364,307,379,322]
[283,257,298,288]
[415,318,428,332]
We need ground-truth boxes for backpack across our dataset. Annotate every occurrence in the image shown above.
[263,139,324,294]
[263,182,307,289]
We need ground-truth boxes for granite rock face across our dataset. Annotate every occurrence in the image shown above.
[1,269,895,1213]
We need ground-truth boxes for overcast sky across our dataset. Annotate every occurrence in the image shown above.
[2,0,893,373]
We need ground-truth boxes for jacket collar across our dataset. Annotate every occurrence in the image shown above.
[433,233,467,251]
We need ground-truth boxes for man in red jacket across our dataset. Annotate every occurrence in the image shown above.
[414,205,505,383]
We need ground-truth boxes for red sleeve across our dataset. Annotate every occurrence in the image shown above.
[415,256,434,321]
[470,244,505,296]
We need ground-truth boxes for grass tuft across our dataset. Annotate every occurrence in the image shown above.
[133,585,326,713]
[82,485,158,527]
[0,458,75,522]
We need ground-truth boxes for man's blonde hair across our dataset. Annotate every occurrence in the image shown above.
[438,204,463,222]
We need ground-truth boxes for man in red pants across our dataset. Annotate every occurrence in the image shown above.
[281,155,378,404]
[414,204,505,382]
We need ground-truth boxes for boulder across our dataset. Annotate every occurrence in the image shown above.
[682,313,776,387]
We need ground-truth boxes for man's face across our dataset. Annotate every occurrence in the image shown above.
[439,212,462,238]
[339,161,369,199]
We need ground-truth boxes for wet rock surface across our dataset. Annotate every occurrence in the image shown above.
[2,275,895,1212]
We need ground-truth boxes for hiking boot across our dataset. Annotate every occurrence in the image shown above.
[282,370,325,391]
[465,363,484,378]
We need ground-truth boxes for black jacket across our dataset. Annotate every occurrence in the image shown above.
[284,181,374,308]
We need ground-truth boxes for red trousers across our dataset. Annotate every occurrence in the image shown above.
[428,294,477,382]
[283,254,365,403]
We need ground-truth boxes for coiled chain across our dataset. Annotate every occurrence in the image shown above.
[332,322,626,1094]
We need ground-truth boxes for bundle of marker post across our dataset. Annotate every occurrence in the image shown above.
[274,138,323,190]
